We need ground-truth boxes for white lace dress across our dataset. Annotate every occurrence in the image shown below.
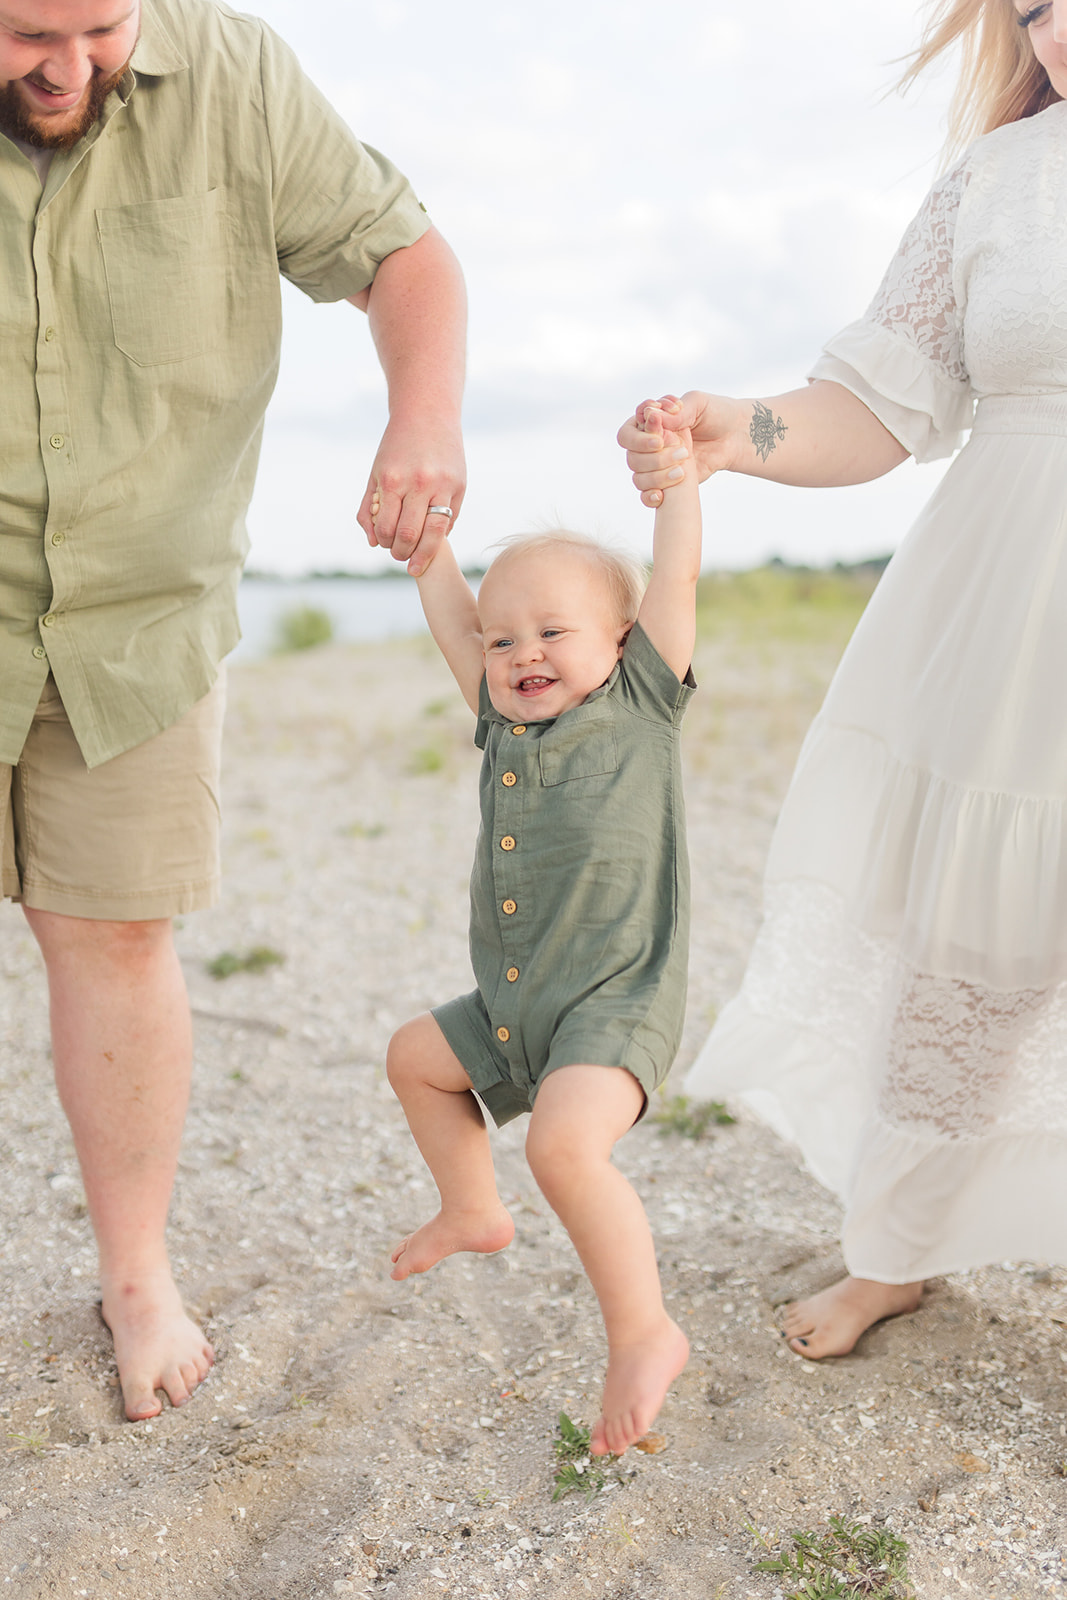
[687,101,1067,1283]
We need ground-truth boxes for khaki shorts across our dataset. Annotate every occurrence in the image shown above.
[1,674,225,921]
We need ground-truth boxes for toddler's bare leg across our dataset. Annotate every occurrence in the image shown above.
[387,1013,514,1279]
[526,1066,688,1457]
[780,1277,924,1358]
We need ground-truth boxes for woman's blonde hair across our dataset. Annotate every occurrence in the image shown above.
[901,0,1060,151]
[487,530,647,626]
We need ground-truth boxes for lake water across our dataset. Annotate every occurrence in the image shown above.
[234,575,429,660]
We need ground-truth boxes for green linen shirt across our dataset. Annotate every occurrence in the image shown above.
[0,0,429,768]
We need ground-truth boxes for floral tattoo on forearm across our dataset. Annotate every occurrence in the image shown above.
[750,400,788,462]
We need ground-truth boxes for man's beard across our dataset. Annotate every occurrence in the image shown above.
[0,58,132,151]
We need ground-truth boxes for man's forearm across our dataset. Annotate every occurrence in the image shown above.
[350,226,467,423]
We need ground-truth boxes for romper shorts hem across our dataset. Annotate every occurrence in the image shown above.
[432,989,661,1129]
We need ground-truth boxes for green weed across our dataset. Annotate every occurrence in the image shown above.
[339,821,387,839]
[651,1093,736,1139]
[749,1516,913,1599]
[274,605,333,652]
[206,945,285,980]
[7,1430,48,1455]
[551,1412,619,1501]
[409,743,445,775]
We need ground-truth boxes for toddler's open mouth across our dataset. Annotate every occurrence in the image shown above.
[516,676,556,695]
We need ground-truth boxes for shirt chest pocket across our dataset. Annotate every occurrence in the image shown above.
[539,723,618,787]
[96,190,224,367]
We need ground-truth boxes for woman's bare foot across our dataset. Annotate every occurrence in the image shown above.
[590,1316,689,1457]
[101,1267,214,1421]
[390,1203,515,1281]
[780,1276,924,1359]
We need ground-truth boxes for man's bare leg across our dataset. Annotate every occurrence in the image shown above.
[24,908,213,1420]
[780,1276,924,1358]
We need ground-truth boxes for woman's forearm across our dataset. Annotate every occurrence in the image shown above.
[721,382,909,486]
[621,382,909,501]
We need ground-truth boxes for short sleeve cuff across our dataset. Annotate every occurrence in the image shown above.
[283,162,431,303]
[809,320,974,464]
[616,621,696,724]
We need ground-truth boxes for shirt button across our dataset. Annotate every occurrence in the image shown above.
[511,725,526,736]
[42,614,56,627]
[506,966,519,983]
[502,899,517,916]
[501,771,517,787]
[49,434,64,450]
[32,646,46,660]
[44,326,56,342]
[50,531,65,546]
[500,835,516,851]
[496,1026,510,1043]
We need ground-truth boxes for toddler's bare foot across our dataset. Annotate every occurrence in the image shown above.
[590,1316,689,1457]
[780,1276,924,1359]
[390,1203,515,1281]
[100,1267,214,1421]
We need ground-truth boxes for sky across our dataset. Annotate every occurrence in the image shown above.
[245,0,959,575]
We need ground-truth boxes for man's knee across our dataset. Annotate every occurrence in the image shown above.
[25,908,174,972]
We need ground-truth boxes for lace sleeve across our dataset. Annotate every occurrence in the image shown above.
[808,163,974,462]
[865,165,968,384]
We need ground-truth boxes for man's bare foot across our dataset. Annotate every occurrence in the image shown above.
[590,1316,689,1457]
[390,1203,515,1281]
[780,1276,924,1359]
[100,1267,214,1421]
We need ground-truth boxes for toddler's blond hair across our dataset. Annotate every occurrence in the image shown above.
[487,530,647,627]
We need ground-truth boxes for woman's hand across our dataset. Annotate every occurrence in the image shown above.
[619,382,910,501]
[618,391,746,506]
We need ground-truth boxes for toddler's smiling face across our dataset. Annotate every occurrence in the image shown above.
[478,547,629,721]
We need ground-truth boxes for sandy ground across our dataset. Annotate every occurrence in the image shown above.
[1,624,1066,1599]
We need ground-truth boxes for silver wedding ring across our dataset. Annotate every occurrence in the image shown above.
[427,505,453,518]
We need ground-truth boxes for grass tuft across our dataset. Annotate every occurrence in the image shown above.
[651,1092,736,1139]
[7,1430,49,1455]
[551,1412,620,1501]
[206,945,285,980]
[274,605,334,653]
[749,1515,913,1599]
[409,743,446,775]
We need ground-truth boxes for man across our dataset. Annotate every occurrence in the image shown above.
[0,0,466,1422]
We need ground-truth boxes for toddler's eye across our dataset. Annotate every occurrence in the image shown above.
[490,637,513,651]
[541,628,562,639]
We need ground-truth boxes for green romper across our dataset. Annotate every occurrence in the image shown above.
[433,622,696,1126]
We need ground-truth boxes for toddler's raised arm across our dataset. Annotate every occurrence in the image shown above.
[414,542,484,713]
[635,398,702,680]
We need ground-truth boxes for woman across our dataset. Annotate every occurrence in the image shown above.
[620,0,1067,1359]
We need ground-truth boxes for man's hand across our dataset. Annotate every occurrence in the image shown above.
[358,411,466,576]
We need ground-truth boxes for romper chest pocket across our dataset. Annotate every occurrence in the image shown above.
[96,190,224,367]
[539,722,618,786]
